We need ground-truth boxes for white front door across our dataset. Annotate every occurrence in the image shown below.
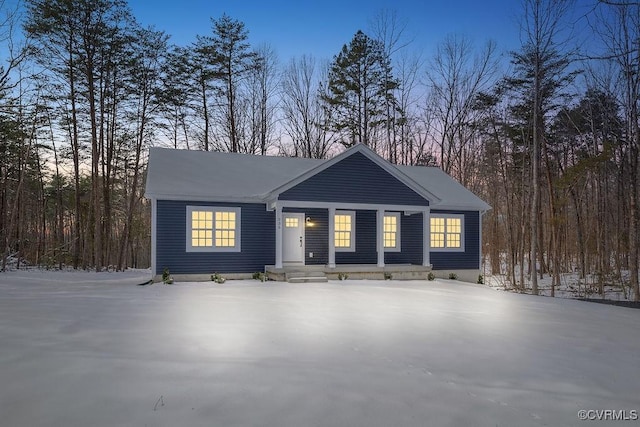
[282,213,305,263]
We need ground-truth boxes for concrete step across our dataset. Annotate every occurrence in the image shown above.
[285,270,324,279]
[288,276,329,283]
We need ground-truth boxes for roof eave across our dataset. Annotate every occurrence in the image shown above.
[431,202,492,212]
[144,192,266,204]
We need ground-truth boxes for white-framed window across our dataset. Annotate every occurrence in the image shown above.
[430,214,464,252]
[383,212,401,252]
[334,210,355,252]
[186,206,241,252]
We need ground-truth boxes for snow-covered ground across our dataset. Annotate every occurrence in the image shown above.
[482,261,637,301]
[485,271,640,302]
[0,271,638,427]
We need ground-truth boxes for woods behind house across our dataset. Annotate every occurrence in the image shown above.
[1,0,638,300]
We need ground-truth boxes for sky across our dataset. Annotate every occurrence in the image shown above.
[126,0,530,62]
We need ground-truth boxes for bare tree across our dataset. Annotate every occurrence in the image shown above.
[280,55,333,158]
[243,43,279,155]
[425,34,499,183]
[393,51,423,165]
[592,0,640,300]
[0,0,29,270]
[117,27,167,270]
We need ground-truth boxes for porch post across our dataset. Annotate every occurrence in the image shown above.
[423,208,431,267]
[479,210,485,271]
[150,198,157,278]
[377,208,385,267]
[275,203,283,269]
[328,207,336,268]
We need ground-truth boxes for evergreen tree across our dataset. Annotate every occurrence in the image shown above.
[196,14,258,152]
[323,30,399,150]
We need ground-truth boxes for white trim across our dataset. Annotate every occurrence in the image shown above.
[429,213,465,252]
[422,209,431,267]
[376,209,385,267]
[328,207,336,267]
[151,198,157,275]
[144,195,489,213]
[271,199,429,213]
[185,206,241,253]
[275,204,283,268]
[383,212,401,253]
[434,203,492,211]
[146,193,263,203]
[479,210,486,270]
[334,210,355,252]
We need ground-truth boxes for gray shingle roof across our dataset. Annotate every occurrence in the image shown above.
[396,165,490,211]
[145,147,490,211]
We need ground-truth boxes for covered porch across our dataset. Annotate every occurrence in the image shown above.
[267,200,432,282]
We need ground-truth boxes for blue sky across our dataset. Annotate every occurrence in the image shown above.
[127,0,531,61]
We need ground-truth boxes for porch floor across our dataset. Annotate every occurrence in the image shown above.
[265,264,432,282]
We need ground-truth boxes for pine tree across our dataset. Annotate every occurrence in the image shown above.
[323,30,399,150]
[196,14,258,153]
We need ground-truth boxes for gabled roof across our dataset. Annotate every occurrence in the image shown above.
[145,145,490,211]
[263,144,442,205]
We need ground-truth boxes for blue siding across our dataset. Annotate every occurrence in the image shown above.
[385,213,423,265]
[430,210,480,270]
[284,207,328,265]
[156,200,274,275]
[336,210,378,264]
[284,209,427,266]
[279,152,429,206]
[155,202,480,274]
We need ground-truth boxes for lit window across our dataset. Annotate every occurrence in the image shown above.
[334,211,355,251]
[215,211,236,247]
[186,206,241,252]
[430,217,445,248]
[430,214,463,251]
[446,217,461,248]
[191,210,213,247]
[383,213,400,251]
[285,217,299,228]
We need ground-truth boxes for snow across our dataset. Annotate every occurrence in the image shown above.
[485,270,637,301]
[1,271,639,427]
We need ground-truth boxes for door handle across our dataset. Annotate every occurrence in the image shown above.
[300,236,303,247]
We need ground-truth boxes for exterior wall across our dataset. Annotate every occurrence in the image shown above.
[156,200,274,275]
[430,210,480,271]
[279,152,429,206]
[336,210,378,264]
[385,213,423,265]
[153,204,481,275]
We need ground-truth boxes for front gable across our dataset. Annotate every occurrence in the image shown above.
[278,151,430,206]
